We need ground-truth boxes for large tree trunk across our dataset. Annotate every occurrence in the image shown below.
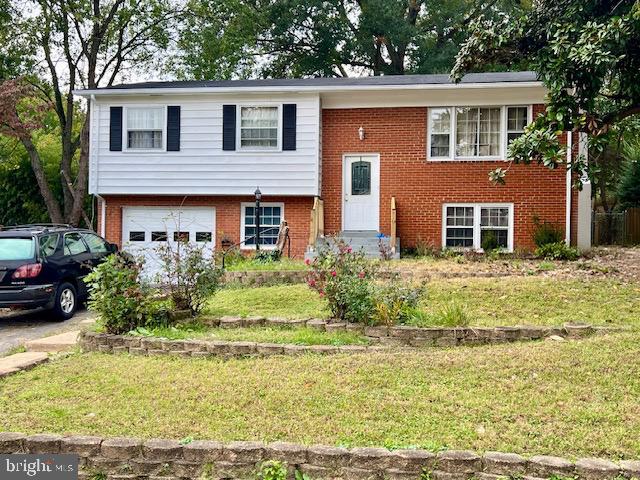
[69,109,91,227]
[21,135,64,223]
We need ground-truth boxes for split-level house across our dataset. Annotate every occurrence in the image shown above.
[75,72,592,266]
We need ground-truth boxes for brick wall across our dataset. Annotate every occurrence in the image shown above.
[321,105,578,251]
[100,195,313,258]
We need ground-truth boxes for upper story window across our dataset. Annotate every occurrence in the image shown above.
[126,107,164,150]
[239,106,279,149]
[507,106,528,144]
[428,106,531,161]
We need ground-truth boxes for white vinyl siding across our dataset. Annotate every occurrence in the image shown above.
[90,94,320,196]
[442,203,514,252]
[428,106,531,161]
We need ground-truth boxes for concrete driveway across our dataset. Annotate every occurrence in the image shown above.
[0,308,94,356]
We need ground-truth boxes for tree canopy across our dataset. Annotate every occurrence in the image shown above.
[177,0,527,79]
[451,0,640,184]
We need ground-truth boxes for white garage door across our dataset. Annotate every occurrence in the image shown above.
[122,207,216,279]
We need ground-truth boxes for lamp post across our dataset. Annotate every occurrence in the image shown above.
[254,187,262,251]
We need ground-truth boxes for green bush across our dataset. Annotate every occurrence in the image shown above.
[618,140,640,210]
[156,241,224,316]
[257,461,288,480]
[373,282,426,326]
[480,230,499,252]
[307,238,377,323]
[535,242,580,261]
[86,254,167,334]
[254,249,282,263]
[533,217,565,247]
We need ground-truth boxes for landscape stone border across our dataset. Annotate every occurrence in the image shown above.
[79,330,385,358]
[79,321,612,359]
[190,317,607,346]
[1,432,638,480]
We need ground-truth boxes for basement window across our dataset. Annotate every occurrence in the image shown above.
[443,203,514,251]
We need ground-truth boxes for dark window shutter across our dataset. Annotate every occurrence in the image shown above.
[222,105,236,151]
[282,104,297,151]
[167,106,181,151]
[109,106,123,151]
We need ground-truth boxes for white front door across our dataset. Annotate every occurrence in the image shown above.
[122,207,216,279]
[343,154,380,231]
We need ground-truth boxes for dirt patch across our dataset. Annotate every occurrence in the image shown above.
[388,246,640,283]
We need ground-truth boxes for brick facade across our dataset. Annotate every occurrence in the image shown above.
[321,105,578,251]
[99,195,313,258]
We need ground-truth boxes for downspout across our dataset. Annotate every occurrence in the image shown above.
[96,195,106,238]
[90,94,106,239]
[565,131,572,245]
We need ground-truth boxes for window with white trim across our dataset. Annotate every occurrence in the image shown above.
[429,108,451,158]
[443,204,513,251]
[428,106,531,160]
[506,106,528,144]
[126,107,164,150]
[239,106,279,149]
[241,203,284,248]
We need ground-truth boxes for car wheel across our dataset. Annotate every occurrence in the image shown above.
[51,282,77,321]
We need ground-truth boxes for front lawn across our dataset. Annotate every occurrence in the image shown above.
[2,333,639,458]
[129,324,370,346]
[203,278,640,327]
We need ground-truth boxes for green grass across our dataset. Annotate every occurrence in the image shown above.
[224,258,307,272]
[133,324,370,346]
[206,284,328,319]
[420,277,640,327]
[205,278,640,327]
[2,333,640,458]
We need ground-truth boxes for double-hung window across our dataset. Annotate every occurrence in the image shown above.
[506,106,528,144]
[241,203,284,248]
[239,106,279,149]
[428,106,530,160]
[126,107,165,150]
[443,204,513,251]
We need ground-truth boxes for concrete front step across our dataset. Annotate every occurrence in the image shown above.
[0,351,48,377]
[25,330,80,353]
[307,231,401,260]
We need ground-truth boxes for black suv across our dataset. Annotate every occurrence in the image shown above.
[0,224,117,320]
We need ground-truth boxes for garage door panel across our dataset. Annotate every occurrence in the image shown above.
[122,207,216,279]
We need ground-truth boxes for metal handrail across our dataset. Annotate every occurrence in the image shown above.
[220,226,290,269]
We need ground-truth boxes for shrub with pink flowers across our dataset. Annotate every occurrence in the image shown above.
[306,238,378,323]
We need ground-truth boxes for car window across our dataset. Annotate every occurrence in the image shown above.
[64,233,89,256]
[81,233,109,254]
[0,238,35,261]
[39,234,59,258]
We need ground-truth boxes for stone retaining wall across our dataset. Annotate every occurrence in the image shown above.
[1,432,638,480]
[79,331,383,358]
[79,322,607,359]
[196,317,603,346]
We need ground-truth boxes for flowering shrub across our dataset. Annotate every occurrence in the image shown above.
[306,238,377,323]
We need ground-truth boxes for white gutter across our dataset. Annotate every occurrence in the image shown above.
[72,81,544,97]
[565,131,572,245]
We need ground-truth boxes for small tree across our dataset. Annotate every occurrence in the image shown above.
[618,140,640,210]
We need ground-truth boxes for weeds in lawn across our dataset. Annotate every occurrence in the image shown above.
[537,261,556,271]
[257,461,288,480]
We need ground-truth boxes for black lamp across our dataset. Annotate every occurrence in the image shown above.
[254,187,262,250]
